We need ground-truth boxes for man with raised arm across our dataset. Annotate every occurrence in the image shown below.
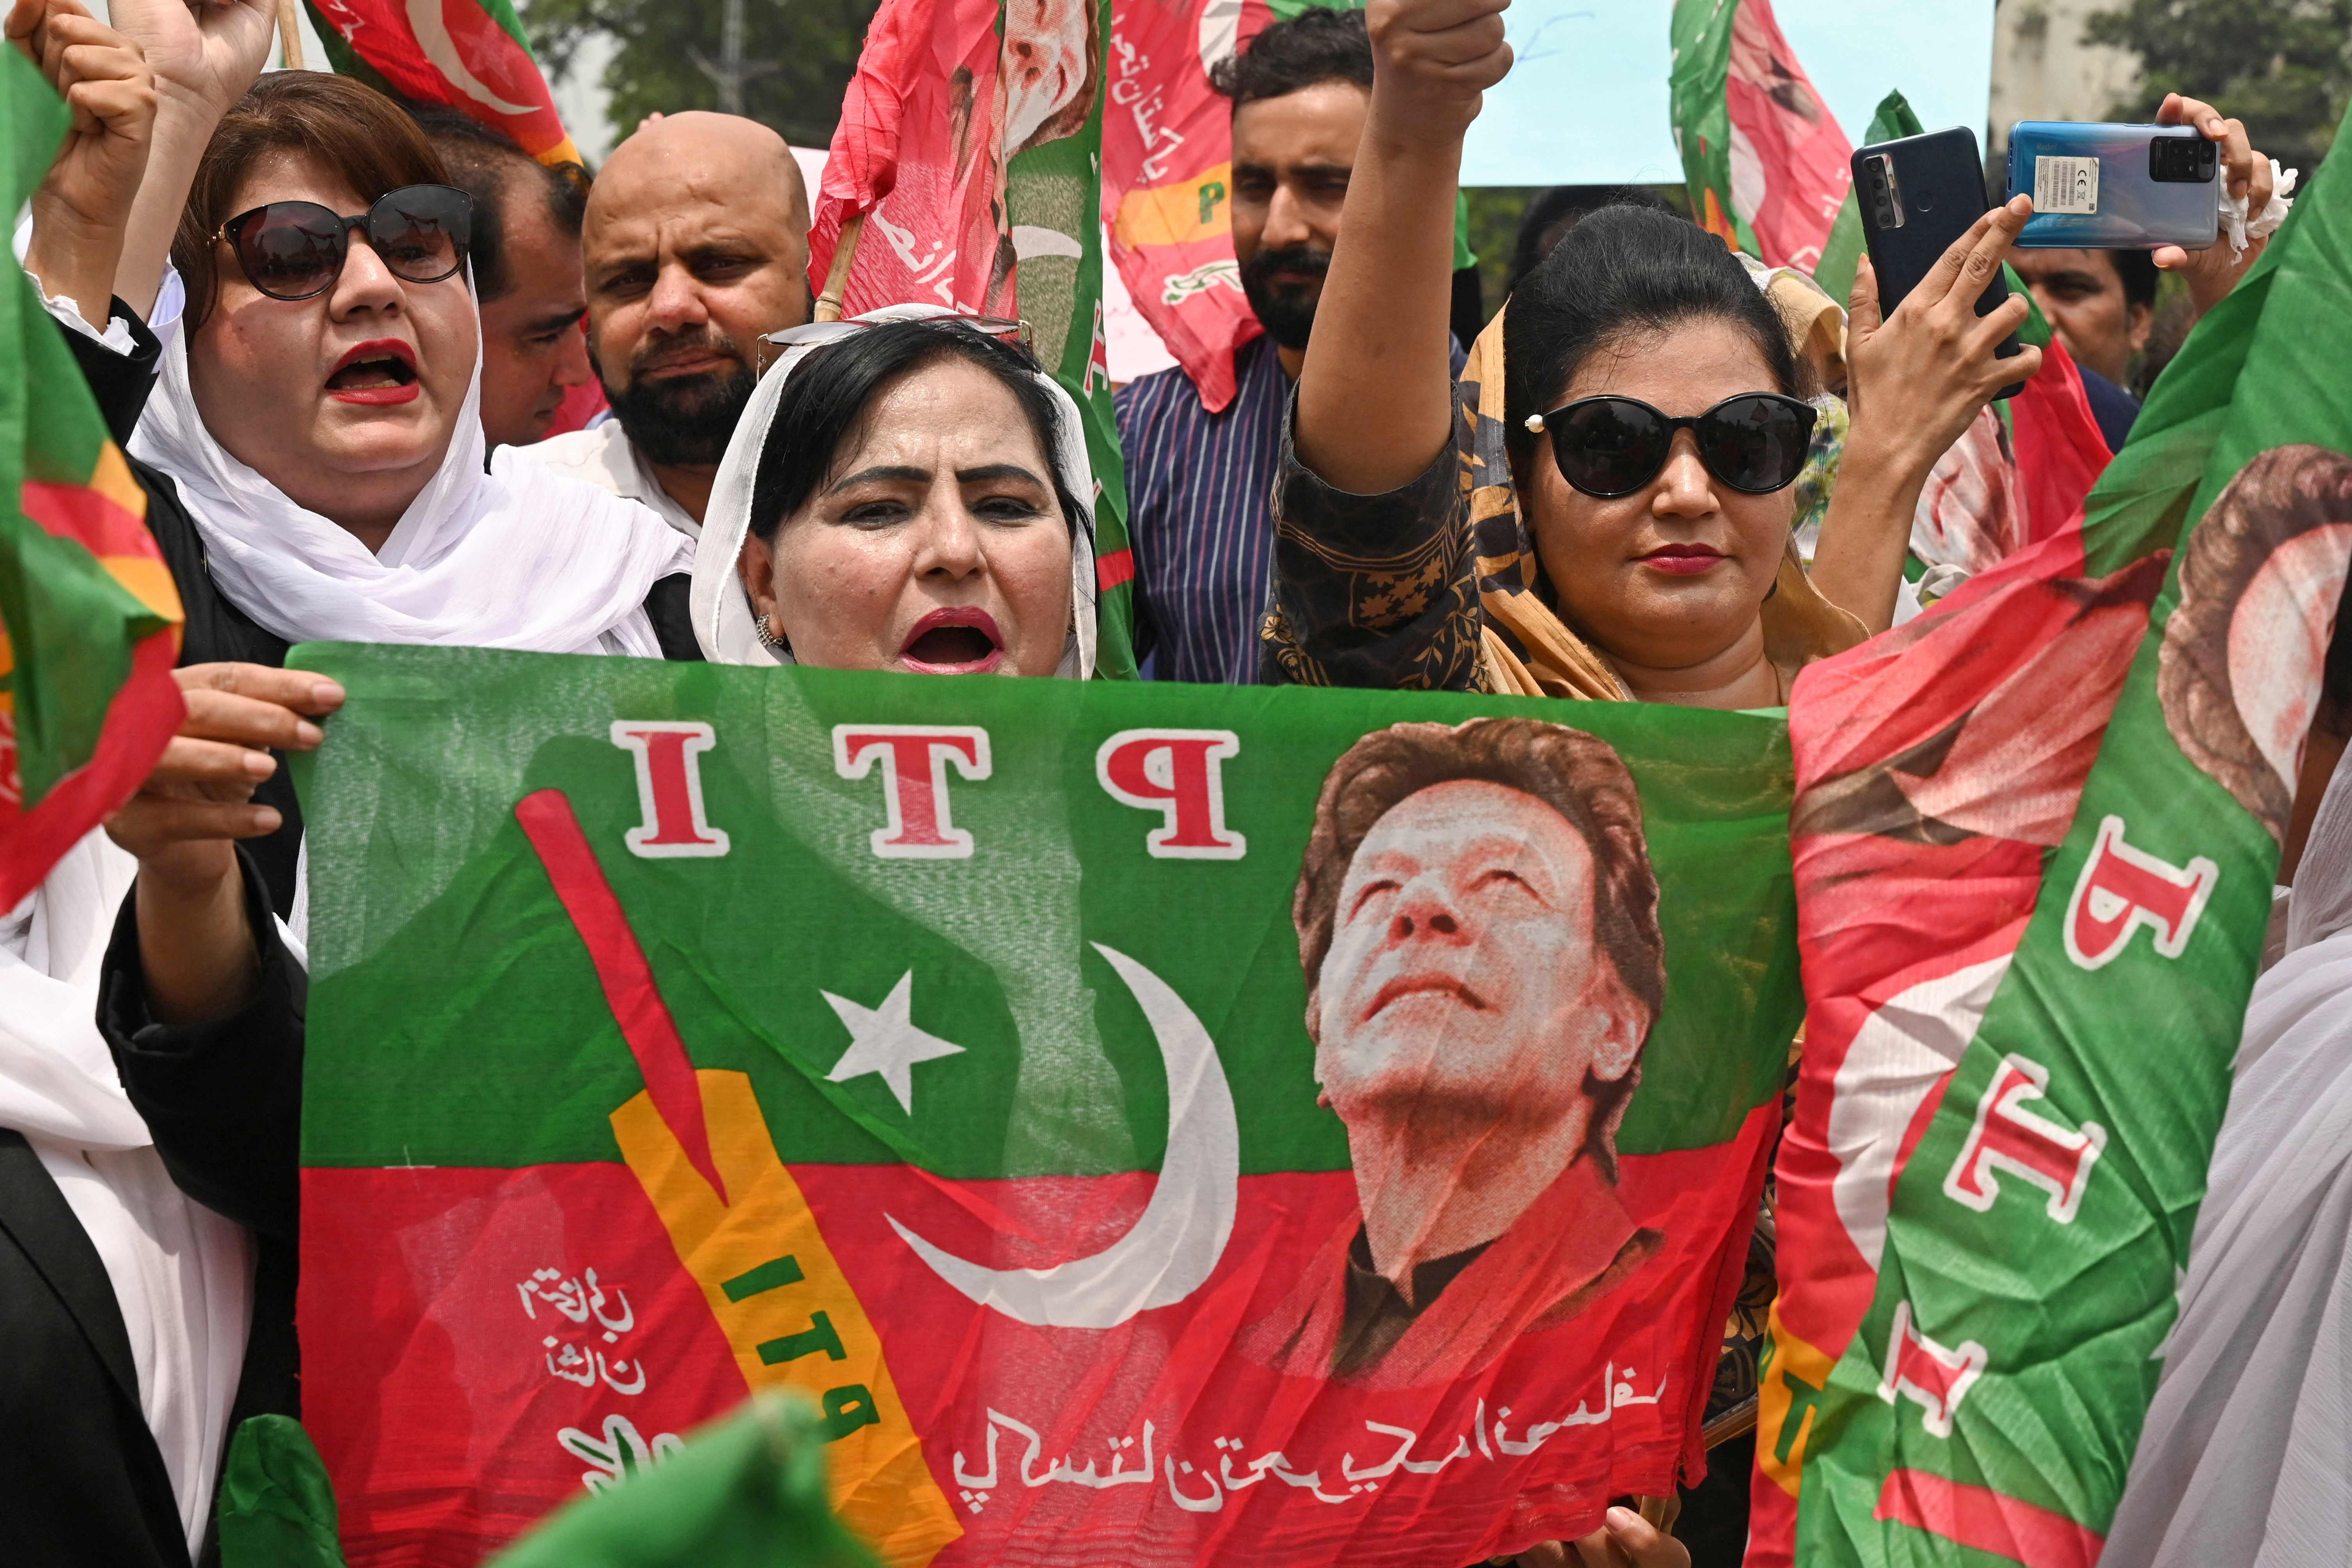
[1118,9,1471,685]
[516,111,812,535]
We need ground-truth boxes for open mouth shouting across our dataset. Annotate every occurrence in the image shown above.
[325,340,420,406]
[899,607,1006,674]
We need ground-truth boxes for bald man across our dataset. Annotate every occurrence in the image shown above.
[517,112,812,534]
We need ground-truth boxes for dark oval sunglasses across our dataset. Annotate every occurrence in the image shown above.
[1524,392,1819,500]
[214,184,475,303]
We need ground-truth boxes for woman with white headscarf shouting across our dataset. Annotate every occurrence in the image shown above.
[690,303,1100,675]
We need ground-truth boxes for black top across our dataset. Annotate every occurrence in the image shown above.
[2077,363,2142,454]
[0,1130,195,1568]
[62,307,702,909]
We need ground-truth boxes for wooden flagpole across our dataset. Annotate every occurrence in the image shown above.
[813,212,865,322]
[275,0,305,70]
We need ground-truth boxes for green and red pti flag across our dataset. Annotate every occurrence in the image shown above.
[1669,0,1851,272]
[1755,121,2352,1566]
[808,0,1137,675]
[289,651,1806,1564]
[0,49,184,912]
[304,0,580,166]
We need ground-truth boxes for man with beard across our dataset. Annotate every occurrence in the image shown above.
[1116,9,1459,684]
[518,112,812,535]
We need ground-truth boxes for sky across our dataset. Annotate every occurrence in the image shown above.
[1462,0,1997,187]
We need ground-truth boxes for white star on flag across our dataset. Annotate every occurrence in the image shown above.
[821,971,965,1114]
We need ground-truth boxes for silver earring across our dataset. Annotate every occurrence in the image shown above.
[754,616,786,652]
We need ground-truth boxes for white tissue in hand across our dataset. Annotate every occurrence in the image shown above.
[2221,158,2298,257]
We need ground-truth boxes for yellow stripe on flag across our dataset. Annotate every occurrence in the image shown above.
[612,1071,962,1567]
[1112,162,1234,250]
[88,441,145,518]
[1755,1301,1837,1499]
[97,555,185,625]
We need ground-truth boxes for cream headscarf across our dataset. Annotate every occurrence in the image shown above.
[690,304,1099,675]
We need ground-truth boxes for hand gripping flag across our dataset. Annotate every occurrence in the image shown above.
[304,0,581,166]
[289,650,1810,1565]
[1669,0,1852,272]
[0,50,184,911]
[808,0,1138,676]
[1754,117,2352,1568]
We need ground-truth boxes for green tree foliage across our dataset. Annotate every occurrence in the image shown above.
[524,0,879,152]
[2085,0,2352,171]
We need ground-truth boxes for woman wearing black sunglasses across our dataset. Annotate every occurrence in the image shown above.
[1264,0,2041,715]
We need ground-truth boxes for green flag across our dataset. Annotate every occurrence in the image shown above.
[491,1395,878,1568]
[287,648,1805,1564]
[1754,113,2352,1568]
[0,47,184,911]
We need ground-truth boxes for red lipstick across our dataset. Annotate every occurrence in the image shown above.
[1638,542,1727,576]
[325,339,420,406]
[899,607,1006,675]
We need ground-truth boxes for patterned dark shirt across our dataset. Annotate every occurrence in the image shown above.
[1114,335,1293,685]
[1260,387,1491,692]
[1119,335,1467,686]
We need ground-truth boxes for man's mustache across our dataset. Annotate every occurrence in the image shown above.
[629,329,745,378]
[1243,246,1332,289]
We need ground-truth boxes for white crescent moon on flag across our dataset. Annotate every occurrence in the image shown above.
[406,0,535,116]
[1827,952,2013,1271]
[887,943,1240,1330]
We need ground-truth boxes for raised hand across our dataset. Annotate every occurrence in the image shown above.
[1364,0,1513,150]
[1843,193,2045,480]
[2153,92,2279,316]
[103,0,275,120]
[11,0,156,321]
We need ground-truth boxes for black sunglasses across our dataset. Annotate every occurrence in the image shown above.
[214,184,474,302]
[1524,393,1819,499]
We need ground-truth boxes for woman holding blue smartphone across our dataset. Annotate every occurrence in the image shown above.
[1265,0,2045,718]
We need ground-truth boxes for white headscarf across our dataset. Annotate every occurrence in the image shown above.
[130,286,692,656]
[689,304,1098,674]
[1,833,252,1556]
[2103,742,2352,1568]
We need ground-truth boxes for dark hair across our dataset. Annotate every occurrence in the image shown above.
[1503,203,1806,465]
[1293,717,1664,1173]
[749,320,1088,544]
[1210,7,1372,111]
[405,103,590,303]
[2108,247,2160,313]
[1508,185,1679,293]
[174,73,448,329]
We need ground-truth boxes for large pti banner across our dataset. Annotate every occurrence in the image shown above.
[288,648,1804,1565]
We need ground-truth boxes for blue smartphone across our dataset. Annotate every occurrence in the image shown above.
[2008,122,2220,249]
[1853,125,2025,401]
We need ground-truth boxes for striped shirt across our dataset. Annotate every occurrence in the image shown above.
[1114,335,1293,685]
